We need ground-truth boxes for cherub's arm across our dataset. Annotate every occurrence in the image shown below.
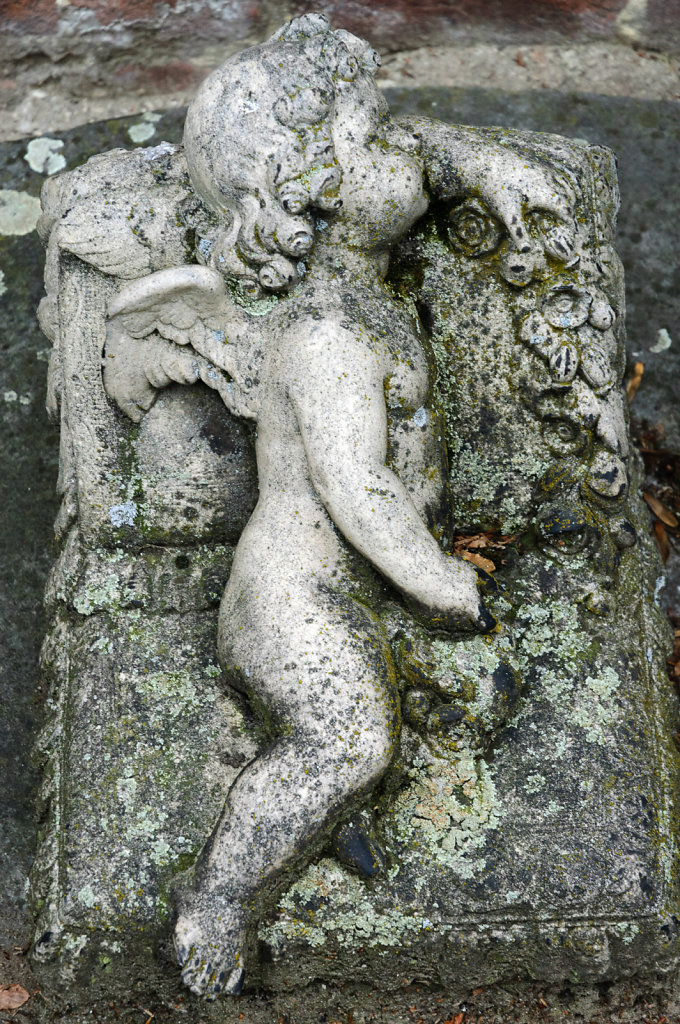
[397,116,575,253]
[288,325,490,632]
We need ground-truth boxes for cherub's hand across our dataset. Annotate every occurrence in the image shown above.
[402,118,578,286]
[452,143,576,286]
[468,146,574,238]
[406,554,497,637]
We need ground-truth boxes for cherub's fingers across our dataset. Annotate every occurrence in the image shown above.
[482,187,530,251]
[482,168,574,249]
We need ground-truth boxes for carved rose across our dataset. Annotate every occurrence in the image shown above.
[446,199,502,257]
[542,416,587,456]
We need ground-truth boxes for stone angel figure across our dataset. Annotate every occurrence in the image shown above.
[38,11,639,1005]
[96,13,587,1000]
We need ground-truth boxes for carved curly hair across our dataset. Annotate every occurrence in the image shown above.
[183,13,381,295]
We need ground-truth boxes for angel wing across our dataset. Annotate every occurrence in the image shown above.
[104,265,262,422]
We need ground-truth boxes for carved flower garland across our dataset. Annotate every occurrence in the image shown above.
[519,285,617,394]
[443,195,620,395]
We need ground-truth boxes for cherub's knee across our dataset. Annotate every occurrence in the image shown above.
[311,708,396,796]
[355,718,396,783]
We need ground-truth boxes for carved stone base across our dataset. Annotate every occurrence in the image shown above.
[259,546,679,989]
[30,36,680,1008]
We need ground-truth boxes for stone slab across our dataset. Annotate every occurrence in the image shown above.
[1,86,679,1017]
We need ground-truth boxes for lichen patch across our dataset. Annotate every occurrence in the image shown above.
[0,190,41,236]
[25,137,67,175]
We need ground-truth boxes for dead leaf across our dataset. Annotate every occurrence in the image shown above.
[460,550,496,573]
[644,491,679,528]
[626,360,644,402]
[0,984,30,1010]
[462,534,490,549]
[653,520,670,562]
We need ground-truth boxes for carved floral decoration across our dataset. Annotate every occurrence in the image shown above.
[446,198,502,257]
[446,198,579,287]
[519,285,617,394]
[445,197,619,397]
[443,189,632,573]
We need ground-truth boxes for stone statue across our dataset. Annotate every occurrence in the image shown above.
[32,13,679,1013]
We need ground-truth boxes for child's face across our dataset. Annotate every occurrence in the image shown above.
[328,72,428,250]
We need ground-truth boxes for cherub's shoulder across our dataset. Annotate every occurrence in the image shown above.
[276,306,383,383]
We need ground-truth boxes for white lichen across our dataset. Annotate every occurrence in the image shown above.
[0,190,41,236]
[108,500,138,527]
[25,137,67,175]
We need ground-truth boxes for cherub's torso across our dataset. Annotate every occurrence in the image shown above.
[234,283,450,591]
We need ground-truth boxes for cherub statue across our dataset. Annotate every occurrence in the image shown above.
[103,14,575,1000]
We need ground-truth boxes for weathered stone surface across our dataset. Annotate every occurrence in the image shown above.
[386,87,680,455]
[1,58,680,1024]
[252,123,680,992]
[0,106,190,957]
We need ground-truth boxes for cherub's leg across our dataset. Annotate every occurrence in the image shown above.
[175,589,398,999]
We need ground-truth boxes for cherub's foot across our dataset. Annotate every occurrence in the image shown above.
[174,893,246,1001]
[332,816,386,878]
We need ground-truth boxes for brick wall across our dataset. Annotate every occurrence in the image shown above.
[1,0,679,130]
[4,0,680,56]
[291,0,680,51]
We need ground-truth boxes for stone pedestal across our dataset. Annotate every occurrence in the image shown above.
[254,129,680,991]
[30,108,679,1013]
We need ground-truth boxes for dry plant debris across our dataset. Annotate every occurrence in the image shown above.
[0,983,30,1010]
[452,532,516,573]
